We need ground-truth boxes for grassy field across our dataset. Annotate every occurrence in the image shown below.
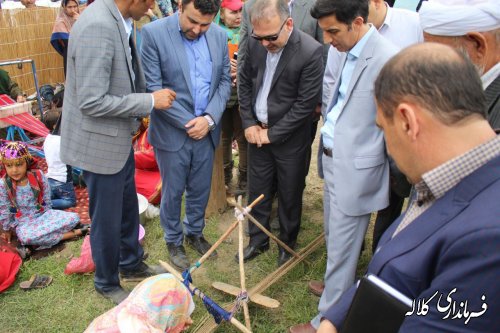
[0,141,374,332]
[0,198,374,333]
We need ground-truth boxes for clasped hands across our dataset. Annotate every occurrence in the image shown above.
[245,125,270,148]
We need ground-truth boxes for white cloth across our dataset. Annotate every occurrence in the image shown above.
[322,5,421,114]
[420,0,500,36]
[43,134,68,183]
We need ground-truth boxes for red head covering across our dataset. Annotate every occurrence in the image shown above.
[221,0,244,11]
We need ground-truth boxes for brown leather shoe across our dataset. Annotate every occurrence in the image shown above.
[308,280,325,297]
[289,322,316,333]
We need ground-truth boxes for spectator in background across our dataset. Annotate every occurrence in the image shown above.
[50,0,80,76]
[0,69,26,103]
[42,111,77,210]
[214,0,248,195]
[20,0,36,8]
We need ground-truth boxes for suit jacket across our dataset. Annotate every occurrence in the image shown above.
[238,0,328,80]
[485,74,500,130]
[239,28,324,145]
[318,30,398,216]
[60,0,152,175]
[140,14,232,152]
[326,154,500,332]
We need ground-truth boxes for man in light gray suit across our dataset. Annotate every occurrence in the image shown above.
[289,0,398,332]
[61,0,176,304]
[141,0,231,271]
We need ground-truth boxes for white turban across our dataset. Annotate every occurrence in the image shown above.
[420,0,500,36]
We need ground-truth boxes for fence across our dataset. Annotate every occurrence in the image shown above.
[0,7,65,96]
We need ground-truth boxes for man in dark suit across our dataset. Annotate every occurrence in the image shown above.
[317,43,500,333]
[237,0,323,267]
[141,0,231,271]
[61,0,175,304]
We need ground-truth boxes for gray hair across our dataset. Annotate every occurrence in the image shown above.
[250,0,290,24]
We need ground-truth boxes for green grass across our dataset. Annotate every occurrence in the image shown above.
[0,189,375,333]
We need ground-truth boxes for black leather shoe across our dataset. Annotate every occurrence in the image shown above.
[235,242,270,263]
[167,243,190,271]
[185,235,217,258]
[278,248,293,267]
[95,286,130,305]
[120,262,165,282]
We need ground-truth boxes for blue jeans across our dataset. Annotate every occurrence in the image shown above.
[48,178,76,210]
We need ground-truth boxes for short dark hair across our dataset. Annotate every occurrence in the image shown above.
[182,0,221,15]
[375,44,487,125]
[310,0,369,25]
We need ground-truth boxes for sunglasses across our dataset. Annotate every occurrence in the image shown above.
[251,17,289,42]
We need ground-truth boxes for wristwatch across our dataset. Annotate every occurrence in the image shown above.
[204,115,216,131]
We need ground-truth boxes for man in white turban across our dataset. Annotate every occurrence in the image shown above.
[420,0,500,129]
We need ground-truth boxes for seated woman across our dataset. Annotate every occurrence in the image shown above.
[0,142,83,251]
[50,0,80,76]
[85,273,194,333]
[43,111,77,210]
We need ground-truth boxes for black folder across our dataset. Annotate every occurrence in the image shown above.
[341,274,413,333]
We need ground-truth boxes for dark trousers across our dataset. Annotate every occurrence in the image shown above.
[154,136,214,246]
[83,150,143,291]
[221,103,247,173]
[247,141,308,248]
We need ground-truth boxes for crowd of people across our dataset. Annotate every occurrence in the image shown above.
[0,0,499,331]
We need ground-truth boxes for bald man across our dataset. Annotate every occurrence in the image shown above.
[318,42,500,333]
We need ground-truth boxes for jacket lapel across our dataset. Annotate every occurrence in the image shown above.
[324,54,347,117]
[270,29,299,91]
[104,0,136,91]
[205,25,218,99]
[168,14,193,97]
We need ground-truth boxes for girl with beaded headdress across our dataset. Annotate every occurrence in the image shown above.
[0,141,83,251]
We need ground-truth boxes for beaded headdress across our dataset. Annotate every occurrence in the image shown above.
[0,141,32,164]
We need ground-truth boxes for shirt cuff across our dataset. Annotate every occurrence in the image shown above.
[150,94,155,110]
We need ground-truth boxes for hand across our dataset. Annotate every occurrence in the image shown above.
[245,125,263,146]
[259,128,270,144]
[152,88,176,110]
[317,319,338,333]
[230,59,237,79]
[182,317,193,331]
[185,116,209,140]
[73,12,80,20]
[16,95,26,103]
[314,104,322,115]
[1,229,12,243]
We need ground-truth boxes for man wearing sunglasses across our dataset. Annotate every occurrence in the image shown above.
[237,0,323,267]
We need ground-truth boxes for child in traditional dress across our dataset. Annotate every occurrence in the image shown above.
[0,141,84,251]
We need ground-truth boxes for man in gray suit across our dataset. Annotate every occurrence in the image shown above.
[61,0,176,304]
[141,0,231,271]
[237,0,323,266]
[289,0,398,332]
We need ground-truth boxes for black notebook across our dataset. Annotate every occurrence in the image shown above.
[342,274,413,333]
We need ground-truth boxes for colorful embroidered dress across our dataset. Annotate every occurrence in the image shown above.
[0,172,79,249]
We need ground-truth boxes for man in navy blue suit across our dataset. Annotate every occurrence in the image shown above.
[317,43,500,333]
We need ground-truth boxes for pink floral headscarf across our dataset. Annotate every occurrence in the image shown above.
[85,274,195,333]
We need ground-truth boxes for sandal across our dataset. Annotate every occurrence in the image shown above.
[19,274,53,290]
[16,246,32,260]
[73,224,90,237]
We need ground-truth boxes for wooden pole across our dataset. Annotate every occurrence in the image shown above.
[237,196,251,330]
[233,200,300,259]
[159,260,252,333]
